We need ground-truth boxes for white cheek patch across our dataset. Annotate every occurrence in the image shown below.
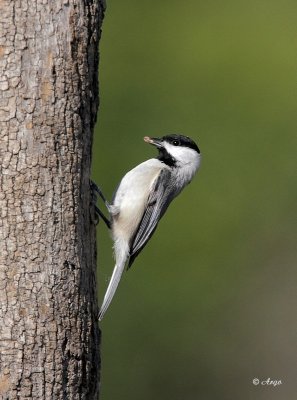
[163,143,199,166]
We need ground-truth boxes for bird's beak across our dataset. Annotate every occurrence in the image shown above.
[143,136,163,148]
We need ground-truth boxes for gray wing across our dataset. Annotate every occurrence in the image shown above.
[128,169,175,268]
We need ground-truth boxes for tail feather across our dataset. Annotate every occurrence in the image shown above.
[99,235,130,321]
[98,260,126,321]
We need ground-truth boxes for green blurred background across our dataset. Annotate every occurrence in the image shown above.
[92,1,297,399]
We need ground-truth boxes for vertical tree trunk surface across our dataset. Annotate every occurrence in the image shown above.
[0,1,104,398]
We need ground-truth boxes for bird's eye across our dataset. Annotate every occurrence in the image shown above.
[172,140,179,146]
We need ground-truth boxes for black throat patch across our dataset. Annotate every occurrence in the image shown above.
[157,147,177,167]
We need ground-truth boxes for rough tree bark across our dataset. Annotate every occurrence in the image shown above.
[0,1,105,398]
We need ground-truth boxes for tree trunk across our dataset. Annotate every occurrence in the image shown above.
[0,1,105,398]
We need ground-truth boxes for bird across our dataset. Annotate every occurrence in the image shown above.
[94,134,201,320]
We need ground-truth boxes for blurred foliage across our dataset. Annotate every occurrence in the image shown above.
[92,1,297,399]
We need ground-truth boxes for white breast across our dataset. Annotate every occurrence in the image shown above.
[112,159,165,242]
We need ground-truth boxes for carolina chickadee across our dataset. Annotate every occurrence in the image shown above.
[96,134,201,320]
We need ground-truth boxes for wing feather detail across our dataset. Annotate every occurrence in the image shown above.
[128,169,174,268]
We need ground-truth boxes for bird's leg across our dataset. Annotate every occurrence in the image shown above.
[94,205,111,229]
[90,180,111,209]
[90,180,112,229]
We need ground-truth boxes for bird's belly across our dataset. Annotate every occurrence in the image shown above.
[112,161,162,242]
[112,200,145,241]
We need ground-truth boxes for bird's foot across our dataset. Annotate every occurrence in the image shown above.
[90,180,112,229]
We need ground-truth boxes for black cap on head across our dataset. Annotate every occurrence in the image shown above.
[162,134,200,154]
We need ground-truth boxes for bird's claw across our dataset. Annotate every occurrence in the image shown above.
[90,180,111,229]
